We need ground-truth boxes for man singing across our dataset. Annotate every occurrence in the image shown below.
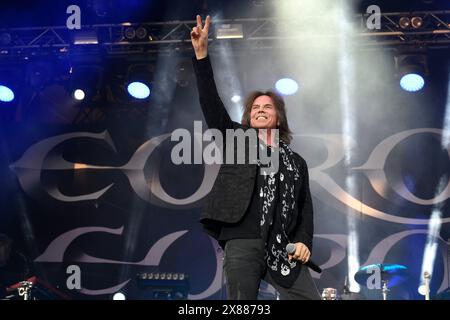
[191,15,320,300]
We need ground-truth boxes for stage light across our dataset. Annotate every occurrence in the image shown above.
[69,65,102,101]
[411,17,423,29]
[399,17,411,29]
[0,85,15,102]
[399,16,424,30]
[400,73,425,92]
[395,54,428,92]
[0,65,22,105]
[125,64,154,100]
[72,29,98,45]
[215,24,244,39]
[124,27,136,40]
[73,89,86,101]
[231,95,241,103]
[275,78,298,95]
[123,26,150,41]
[136,27,148,40]
[112,292,126,300]
[127,81,150,99]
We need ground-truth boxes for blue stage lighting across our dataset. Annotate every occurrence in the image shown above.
[275,78,298,95]
[400,73,425,92]
[127,81,150,99]
[0,85,15,102]
[73,89,86,101]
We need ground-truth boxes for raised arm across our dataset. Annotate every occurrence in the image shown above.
[191,15,234,134]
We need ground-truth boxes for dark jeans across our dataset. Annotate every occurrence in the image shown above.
[223,238,321,300]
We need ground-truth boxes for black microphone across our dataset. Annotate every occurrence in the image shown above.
[286,243,322,274]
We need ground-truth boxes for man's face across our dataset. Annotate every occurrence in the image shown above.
[249,95,279,129]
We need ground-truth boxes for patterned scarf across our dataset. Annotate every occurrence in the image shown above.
[259,139,302,288]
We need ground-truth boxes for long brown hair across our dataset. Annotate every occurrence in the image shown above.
[241,90,293,144]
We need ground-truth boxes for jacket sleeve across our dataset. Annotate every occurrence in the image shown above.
[292,158,314,253]
[192,55,234,135]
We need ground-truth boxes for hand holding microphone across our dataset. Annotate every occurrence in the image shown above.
[286,242,310,263]
[286,242,322,274]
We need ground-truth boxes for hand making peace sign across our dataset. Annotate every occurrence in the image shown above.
[191,15,211,60]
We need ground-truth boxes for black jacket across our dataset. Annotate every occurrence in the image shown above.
[192,56,314,252]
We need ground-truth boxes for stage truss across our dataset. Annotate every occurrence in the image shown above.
[0,10,450,60]
[1,10,450,124]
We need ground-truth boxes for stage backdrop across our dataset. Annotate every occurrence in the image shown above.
[1,51,450,300]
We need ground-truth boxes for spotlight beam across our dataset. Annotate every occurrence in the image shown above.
[338,1,360,293]
[442,74,450,149]
[418,177,446,296]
